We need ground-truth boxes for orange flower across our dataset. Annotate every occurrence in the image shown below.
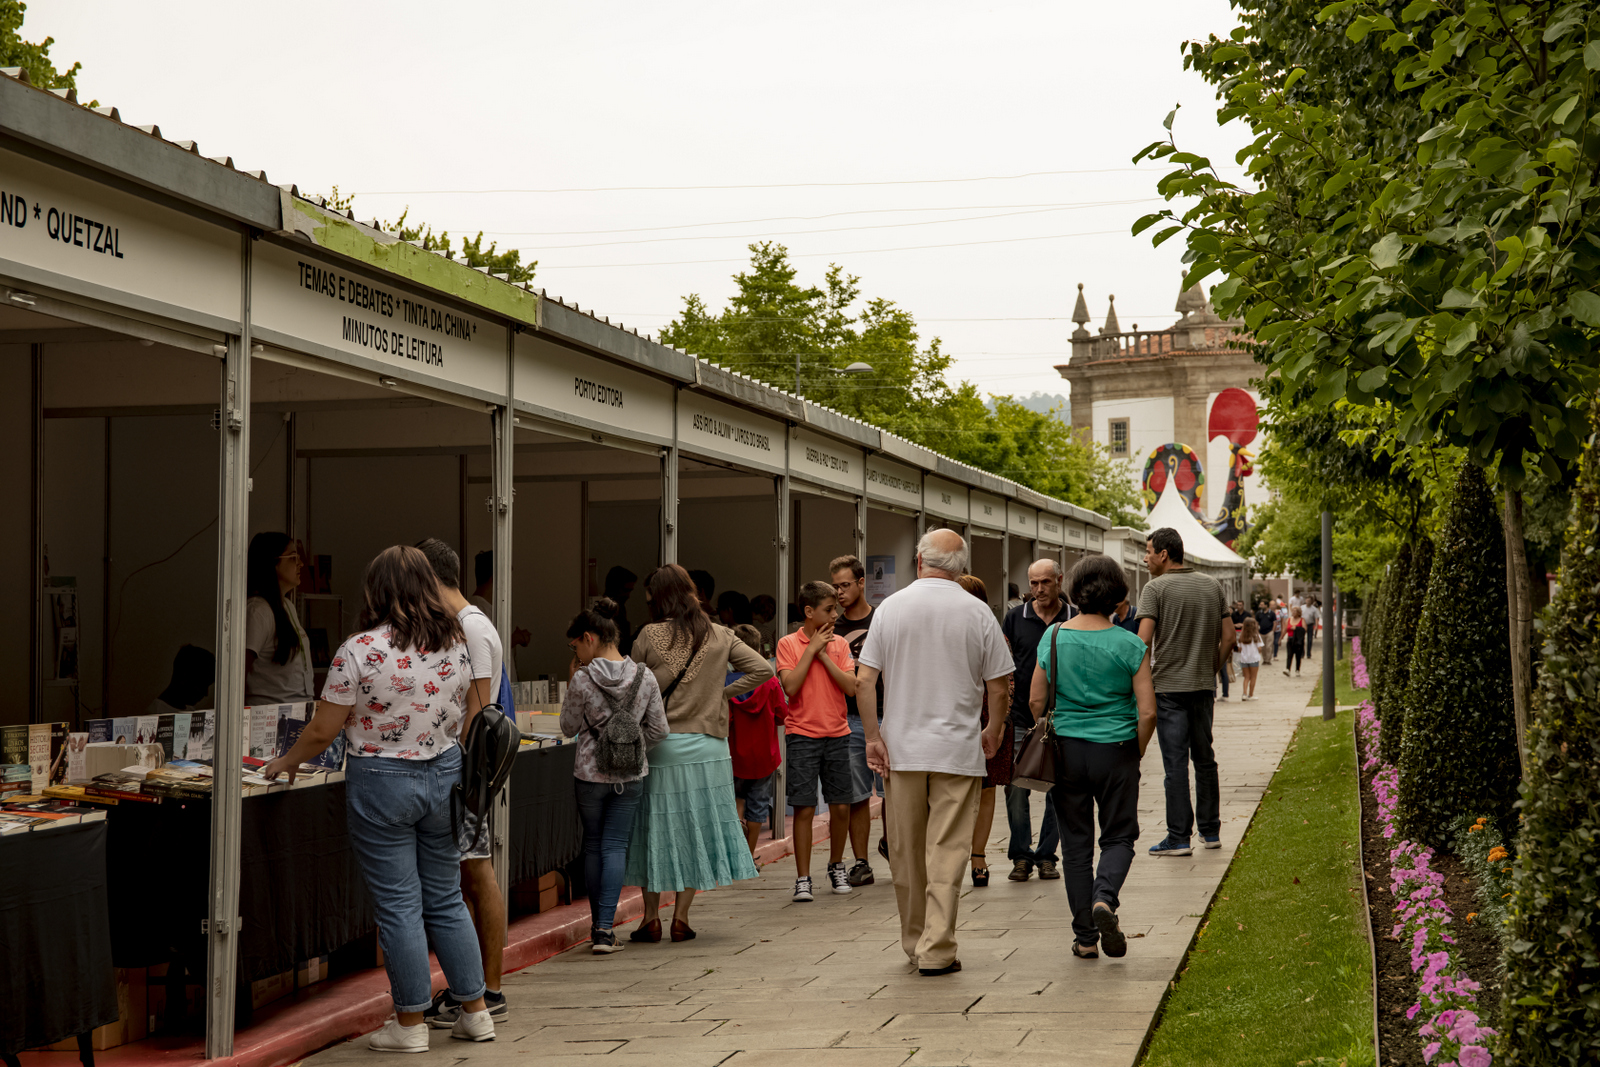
[1465,912,1478,923]
[1488,846,1509,862]
[1468,824,1482,833]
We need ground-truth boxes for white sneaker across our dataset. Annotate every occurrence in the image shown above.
[368,1020,429,1053]
[827,862,854,895]
[793,876,815,902]
[451,1008,496,1043]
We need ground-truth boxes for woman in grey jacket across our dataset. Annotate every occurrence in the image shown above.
[560,598,669,954]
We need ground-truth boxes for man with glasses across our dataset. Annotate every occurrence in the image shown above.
[831,554,884,886]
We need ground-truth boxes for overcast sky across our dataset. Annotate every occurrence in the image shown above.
[48,0,1247,405]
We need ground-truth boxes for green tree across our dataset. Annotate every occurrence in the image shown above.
[0,0,82,92]
[1501,417,1600,1065]
[1139,0,1600,767]
[310,191,537,284]
[1378,537,1432,766]
[1395,463,1518,847]
[1368,540,1412,717]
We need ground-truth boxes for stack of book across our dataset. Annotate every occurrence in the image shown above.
[0,794,107,834]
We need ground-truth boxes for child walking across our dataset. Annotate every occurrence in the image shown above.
[727,623,787,853]
[1238,617,1264,699]
[775,580,859,901]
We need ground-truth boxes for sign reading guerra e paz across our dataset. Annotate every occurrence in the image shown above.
[0,146,240,325]
[790,427,865,495]
[1065,522,1087,547]
[865,454,922,509]
[252,241,508,397]
[969,490,1005,530]
[922,475,968,523]
[1038,513,1065,545]
[513,333,674,442]
[675,391,785,474]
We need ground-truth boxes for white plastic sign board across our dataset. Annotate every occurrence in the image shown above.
[1038,513,1066,545]
[675,391,785,474]
[865,454,923,510]
[1088,526,1104,550]
[1065,522,1087,547]
[0,147,240,327]
[922,476,968,522]
[1006,502,1036,539]
[514,333,674,443]
[789,427,865,495]
[969,490,1005,530]
[252,241,509,398]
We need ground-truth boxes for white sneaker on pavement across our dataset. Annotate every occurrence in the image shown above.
[368,1020,429,1053]
[827,862,854,894]
[451,1008,496,1042]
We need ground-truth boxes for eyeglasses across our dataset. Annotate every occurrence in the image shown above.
[833,579,860,591]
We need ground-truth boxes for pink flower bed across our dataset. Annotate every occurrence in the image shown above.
[1353,648,1494,1066]
[1352,636,1369,689]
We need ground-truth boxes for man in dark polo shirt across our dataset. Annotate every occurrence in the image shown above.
[1137,528,1234,857]
[999,558,1076,881]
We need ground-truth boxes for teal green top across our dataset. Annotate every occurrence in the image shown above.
[1035,625,1148,743]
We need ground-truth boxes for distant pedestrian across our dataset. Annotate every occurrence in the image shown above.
[777,580,862,901]
[604,566,639,655]
[1006,583,1025,610]
[1000,560,1075,883]
[559,598,668,954]
[726,624,787,853]
[1272,600,1288,661]
[1028,554,1155,960]
[1237,618,1264,699]
[831,554,885,883]
[956,574,1013,887]
[1282,606,1307,677]
[1302,598,1322,657]
[1136,528,1234,858]
[1111,598,1141,635]
[751,594,779,656]
[1252,602,1276,664]
[857,530,1013,976]
[627,565,772,943]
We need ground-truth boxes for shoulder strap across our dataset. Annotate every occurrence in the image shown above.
[1044,622,1064,735]
[659,626,708,708]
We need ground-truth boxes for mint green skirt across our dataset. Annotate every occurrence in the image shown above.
[623,733,759,892]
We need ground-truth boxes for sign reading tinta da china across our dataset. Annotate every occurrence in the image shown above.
[251,241,508,400]
[676,390,785,475]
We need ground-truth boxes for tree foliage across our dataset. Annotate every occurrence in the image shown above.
[1368,540,1412,716]
[0,1,83,92]
[1378,537,1433,766]
[662,243,1141,521]
[1396,463,1518,847]
[312,189,537,284]
[1502,417,1600,1065]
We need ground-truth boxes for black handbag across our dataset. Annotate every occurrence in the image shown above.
[1010,622,1062,792]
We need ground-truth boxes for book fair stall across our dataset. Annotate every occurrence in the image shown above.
[0,70,1114,1065]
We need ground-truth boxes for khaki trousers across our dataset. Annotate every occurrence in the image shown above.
[885,770,981,969]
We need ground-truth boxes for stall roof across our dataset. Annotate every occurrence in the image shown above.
[0,69,1112,530]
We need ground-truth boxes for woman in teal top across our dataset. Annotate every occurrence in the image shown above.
[1027,554,1155,960]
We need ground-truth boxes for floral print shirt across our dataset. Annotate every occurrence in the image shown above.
[321,625,471,760]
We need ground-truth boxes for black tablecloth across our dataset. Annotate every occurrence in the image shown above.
[1,822,118,1055]
[507,744,582,889]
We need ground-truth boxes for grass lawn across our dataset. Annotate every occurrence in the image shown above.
[1140,712,1374,1067]
[1304,640,1368,708]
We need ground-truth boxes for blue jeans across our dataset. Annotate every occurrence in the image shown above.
[575,778,643,930]
[1004,725,1060,863]
[345,747,486,1013]
[1155,690,1220,842]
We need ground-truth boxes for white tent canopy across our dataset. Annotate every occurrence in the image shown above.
[1145,477,1249,596]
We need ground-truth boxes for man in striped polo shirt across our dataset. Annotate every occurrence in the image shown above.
[1135,528,1235,857]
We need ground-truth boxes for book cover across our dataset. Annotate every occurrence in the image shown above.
[274,703,307,755]
[279,718,346,771]
[111,717,136,745]
[247,706,277,760]
[86,719,112,744]
[65,734,89,783]
[155,715,176,762]
[188,712,214,763]
[0,725,27,767]
[134,716,159,746]
[172,713,191,759]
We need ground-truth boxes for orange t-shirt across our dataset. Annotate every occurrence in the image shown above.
[775,629,854,739]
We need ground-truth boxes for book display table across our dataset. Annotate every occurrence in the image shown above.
[1,822,118,1060]
[506,744,583,890]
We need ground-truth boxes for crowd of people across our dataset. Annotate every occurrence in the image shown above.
[238,520,1330,1049]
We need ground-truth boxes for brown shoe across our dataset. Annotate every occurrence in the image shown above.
[1008,860,1033,882]
[1037,860,1060,880]
[629,918,662,943]
[919,959,962,976]
[670,920,697,943]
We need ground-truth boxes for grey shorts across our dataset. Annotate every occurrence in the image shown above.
[846,714,883,799]
[735,774,774,824]
[457,805,495,861]
[786,733,867,809]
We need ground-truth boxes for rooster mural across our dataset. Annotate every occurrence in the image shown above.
[1205,387,1259,548]
[1141,443,1206,518]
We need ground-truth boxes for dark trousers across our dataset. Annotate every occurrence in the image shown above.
[1217,668,1229,698]
[575,778,643,930]
[1049,736,1140,945]
[1005,726,1059,863]
[1155,690,1219,842]
[1285,636,1304,672]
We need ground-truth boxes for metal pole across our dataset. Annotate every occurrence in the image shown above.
[30,342,42,722]
[661,447,678,566]
[772,471,790,841]
[205,232,253,1059]
[1321,509,1335,721]
[491,336,515,904]
[855,494,867,564]
[1333,577,1341,661]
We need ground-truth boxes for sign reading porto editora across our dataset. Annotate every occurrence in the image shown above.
[514,332,674,443]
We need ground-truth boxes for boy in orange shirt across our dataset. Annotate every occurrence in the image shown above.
[776,580,859,902]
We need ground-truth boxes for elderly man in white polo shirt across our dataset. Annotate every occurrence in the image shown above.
[857,528,1012,976]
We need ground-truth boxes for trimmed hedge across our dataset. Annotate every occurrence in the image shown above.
[1396,462,1519,847]
[1365,572,1390,709]
[1371,545,1410,727]
[1377,537,1432,766]
[1500,422,1600,1065]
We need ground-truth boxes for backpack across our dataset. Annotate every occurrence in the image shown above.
[452,639,521,854]
[585,663,648,778]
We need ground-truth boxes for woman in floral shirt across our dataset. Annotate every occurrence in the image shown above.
[265,545,495,1051]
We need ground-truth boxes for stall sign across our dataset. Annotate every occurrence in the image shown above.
[252,242,509,398]
[0,147,239,325]
[865,454,922,510]
[1064,522,1087,547]
[675,391,785,474]
[969,490,1006,530]
[514,333,673,443]
[1088,526,1104,550]
[922,476,968,523]
[1038,513,1066,545]
[789,427,865,495]
[1006,502,1036,538]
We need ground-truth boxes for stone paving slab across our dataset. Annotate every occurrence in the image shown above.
[303,668,1311,1067]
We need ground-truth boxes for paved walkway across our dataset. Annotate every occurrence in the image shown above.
[305,667,1313,1067]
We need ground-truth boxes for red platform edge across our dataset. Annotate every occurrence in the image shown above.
[19,799,880,1067]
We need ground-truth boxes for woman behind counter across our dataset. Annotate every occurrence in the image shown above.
[625,564,773,943]
[264,546,493,1052]
[244,532,315,705]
